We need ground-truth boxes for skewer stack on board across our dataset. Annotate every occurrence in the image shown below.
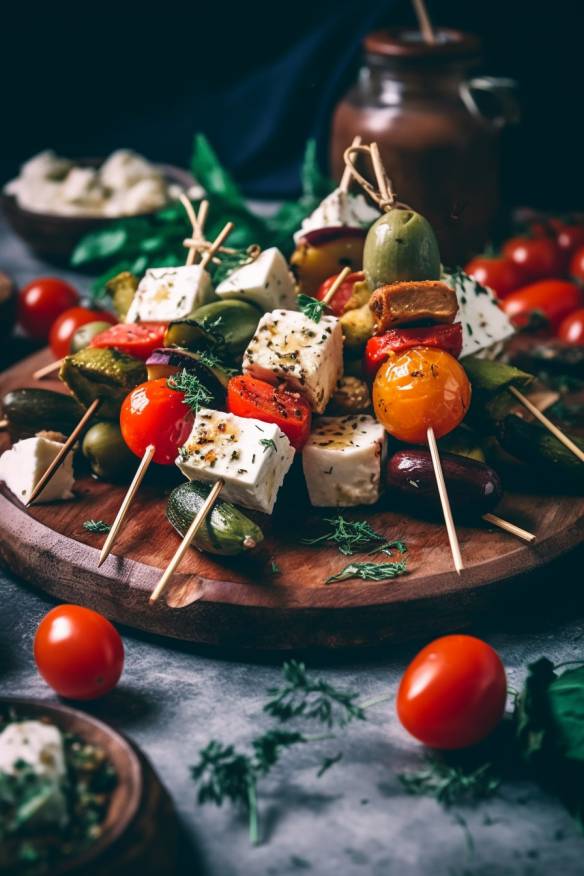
[6,133,584,613]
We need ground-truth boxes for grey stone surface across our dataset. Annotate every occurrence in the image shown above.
[1,219,584,874]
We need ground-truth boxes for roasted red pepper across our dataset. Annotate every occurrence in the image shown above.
[89,322,168,361]
[315,271,365,317]
[363,323,463,379]
[227,375,312,450]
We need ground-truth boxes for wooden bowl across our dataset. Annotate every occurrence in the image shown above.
[1,161,196,266]
[0,697,178,876]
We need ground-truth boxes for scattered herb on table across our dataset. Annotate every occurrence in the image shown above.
[302,515,407,557]
[399,758,501,806]
[263,660,366,727]
[167,369,213,413]
[324,560,408,585]
[297,294,326,323]
[82,519,111,534]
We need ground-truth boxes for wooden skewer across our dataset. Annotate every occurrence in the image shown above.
[427,426,464,574]
[200,223,235,270]
[27,398,101,505]
[412,0,436,44]
[150,479,224,604]
[509,385,584,464]
[98,444,156,566]
[33,359,63,380]
[369,142,391,203]
[322,266,352,307]
[339,136,362,193]
[482,513,536,543]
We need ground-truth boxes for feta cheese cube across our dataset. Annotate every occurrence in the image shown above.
[0,720,68,827]
[0,436,74,504]
[294,188,380,243]
[177,408,294,514]
[302,415,387,507]
[215,247,297,312]
[242,309,343,414]
[444,270,515,358]
[125,265,215,323]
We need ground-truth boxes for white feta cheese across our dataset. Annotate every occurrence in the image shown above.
[242,309,343,414]
[114,177,168,215]
[302,415,387,507]
[177,408,294,514]
[0,720,68,827]
[294,188,380,243]
[445,270,515,358]
[60,167,104,208]
[0,436,74,504]
[216,247,297,312]
[100,149,162,191]
[125,265,215,323]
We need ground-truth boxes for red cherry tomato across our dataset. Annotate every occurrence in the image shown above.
[89,322,167,361]
[363,324,463,379]
[502,236,564,284]
[18,277,79,340]
[556,225,584,269]
[397,635,507,750]
[558,308,584,345]
[34,605,124,700]
[227,374,312,450]
[464,256,523,299]
[501,280,583,332]
[315,271,365,317]
[49,307,117,358]
[120,378,194,465]
[570,246,584,282]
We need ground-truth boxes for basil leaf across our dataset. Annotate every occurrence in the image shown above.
[71,227,129,266]
[514,657,557,765]
[191,133,243,204]
[548,666,584,761]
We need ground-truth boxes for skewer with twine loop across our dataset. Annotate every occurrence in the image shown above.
[342,142,412,213]
[178,192,261,270]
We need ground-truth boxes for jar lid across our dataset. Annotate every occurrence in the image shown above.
[364,29,481,62]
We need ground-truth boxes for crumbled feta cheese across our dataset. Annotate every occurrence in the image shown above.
[60,167,104,208]
[302,415,387,507]
[177,408,294,514]
[294,188,380,243]
[242,309,343,414]
[100,149,162,191]
[444,270,515,358]
[0,436,74,504]
[125,265,215,323]
[0,721,68,827]
[216,247,297,312]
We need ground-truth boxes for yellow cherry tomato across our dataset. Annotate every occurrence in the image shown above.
[373,347,471,444]
[290,234,365,295]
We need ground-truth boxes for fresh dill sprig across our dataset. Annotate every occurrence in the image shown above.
[263,660,366,727]
[324,560,407,584]
[83,519,111,534]
[297,293,326,323]
[302,515,407,557]
[259,438,277,454]
[168,368,213,413]
[398,757,500,807]
[196,349,238,377]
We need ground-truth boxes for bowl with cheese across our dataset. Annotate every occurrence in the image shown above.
[1,150,197,264]
[0,698,142,875]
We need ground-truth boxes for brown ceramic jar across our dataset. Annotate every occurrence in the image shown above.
[330,30,519,265]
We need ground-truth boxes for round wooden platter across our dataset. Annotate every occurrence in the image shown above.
[0,697,178,876]
[1,349,583,650]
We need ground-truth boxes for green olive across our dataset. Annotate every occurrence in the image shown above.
[70,321,113,353]
[191,300,261,355]
[82,421,136,482]
[363,209,441,291]
[163,319,218,352]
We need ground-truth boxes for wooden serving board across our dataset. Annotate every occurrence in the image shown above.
[1,349,583,650]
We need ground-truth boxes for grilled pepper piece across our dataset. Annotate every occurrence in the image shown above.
[60,347,146,419]
[364,324,463,379]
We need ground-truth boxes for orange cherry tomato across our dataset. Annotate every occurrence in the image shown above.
[372,347,471,444]
[49,306,117,358]
[120,378,194,465]
[558,308,584,345]
[34,605,124,700]
[18,277,79,340]
[397,635,507,750]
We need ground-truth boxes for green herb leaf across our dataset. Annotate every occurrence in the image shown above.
[324,560,407,584]
[71,227,129,266]
[167,368,213,413]
[297,294,325,323]
[191,133,244,205]
[83,519,111,534]
[399,757,501,806]
[259,438,277,454]
[548,665,584,762]
[302,515,407,557]
[263,660,365,727]
[270,560,280,575]
[317,752,343,778]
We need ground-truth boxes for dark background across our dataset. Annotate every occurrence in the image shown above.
[2,0,581,208]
